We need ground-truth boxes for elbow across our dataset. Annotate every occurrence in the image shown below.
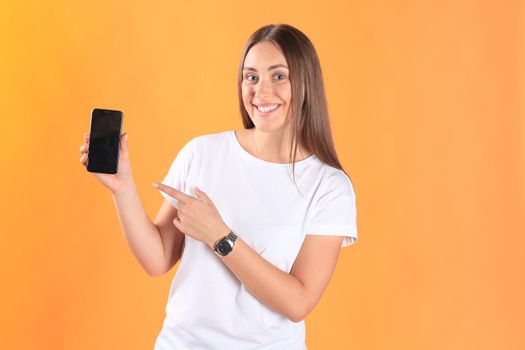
[288,306,308,323]
[286,280,313,323]
[148,269,163,277]
[287,295,313,323]
[288,313,304,323]
[147,265,167,277]
[145,262,167,277]
[147,255,180,277]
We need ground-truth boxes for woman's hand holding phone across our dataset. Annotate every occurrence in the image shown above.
[79,131,135,195]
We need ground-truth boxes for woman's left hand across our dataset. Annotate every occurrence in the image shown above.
[152,182,231,249]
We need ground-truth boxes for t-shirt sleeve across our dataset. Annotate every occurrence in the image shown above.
[159,137,196,209]
[304,172,358,248]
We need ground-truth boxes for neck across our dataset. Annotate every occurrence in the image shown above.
[252,126,309,163]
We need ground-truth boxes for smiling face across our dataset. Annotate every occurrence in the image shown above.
[241,41,292,133]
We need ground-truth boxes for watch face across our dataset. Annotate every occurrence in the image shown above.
[217,240,232,254]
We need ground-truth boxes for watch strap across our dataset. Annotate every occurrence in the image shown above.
[226,231,237,243]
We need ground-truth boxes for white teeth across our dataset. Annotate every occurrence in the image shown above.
[257,104,279,113]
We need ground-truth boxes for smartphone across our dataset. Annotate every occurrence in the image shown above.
[87,108,123,174]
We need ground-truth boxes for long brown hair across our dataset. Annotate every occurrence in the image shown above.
[237,24,352,188]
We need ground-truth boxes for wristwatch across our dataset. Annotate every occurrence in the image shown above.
[214,231,238,256]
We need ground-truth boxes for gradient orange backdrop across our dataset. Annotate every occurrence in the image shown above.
[1,1,523,349]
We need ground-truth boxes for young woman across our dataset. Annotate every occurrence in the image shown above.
[79,23,358,350]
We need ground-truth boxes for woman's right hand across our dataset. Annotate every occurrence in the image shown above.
[79,132,135,195]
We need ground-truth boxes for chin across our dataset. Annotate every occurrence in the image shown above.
[251,119,289,133]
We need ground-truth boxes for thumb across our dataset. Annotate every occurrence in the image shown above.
[121,132,128,151]
[194,186,211,203]
[173,216,183,231]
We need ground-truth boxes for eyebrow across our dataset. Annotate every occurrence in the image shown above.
[243,64,289,72]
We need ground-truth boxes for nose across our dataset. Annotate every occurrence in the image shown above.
[254,76,273,98]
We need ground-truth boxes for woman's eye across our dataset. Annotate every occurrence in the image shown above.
[244,74,286,82]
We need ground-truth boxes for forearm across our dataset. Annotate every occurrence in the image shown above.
[111,184,165,276]
[207,235,307,323]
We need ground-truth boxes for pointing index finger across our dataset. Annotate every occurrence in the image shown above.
[153,182,192,204]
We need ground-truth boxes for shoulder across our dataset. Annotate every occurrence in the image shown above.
[188,130,233,148]
[177,130,236,161]
[316,163,354,191]
[307,163,357,207]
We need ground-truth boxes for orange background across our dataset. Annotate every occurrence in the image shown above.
[1,1,523,349]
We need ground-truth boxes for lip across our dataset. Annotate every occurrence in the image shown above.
[253,102,280,107]
[253,103,281,116]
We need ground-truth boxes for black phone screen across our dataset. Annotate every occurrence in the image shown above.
[87,108,123,174]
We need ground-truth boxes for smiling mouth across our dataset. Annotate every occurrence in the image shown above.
[253,104,281,114]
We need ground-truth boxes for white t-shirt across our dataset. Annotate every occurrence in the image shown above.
[154,130,358,350]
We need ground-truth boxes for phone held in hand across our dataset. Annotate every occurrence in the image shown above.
[87,108,123,174]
